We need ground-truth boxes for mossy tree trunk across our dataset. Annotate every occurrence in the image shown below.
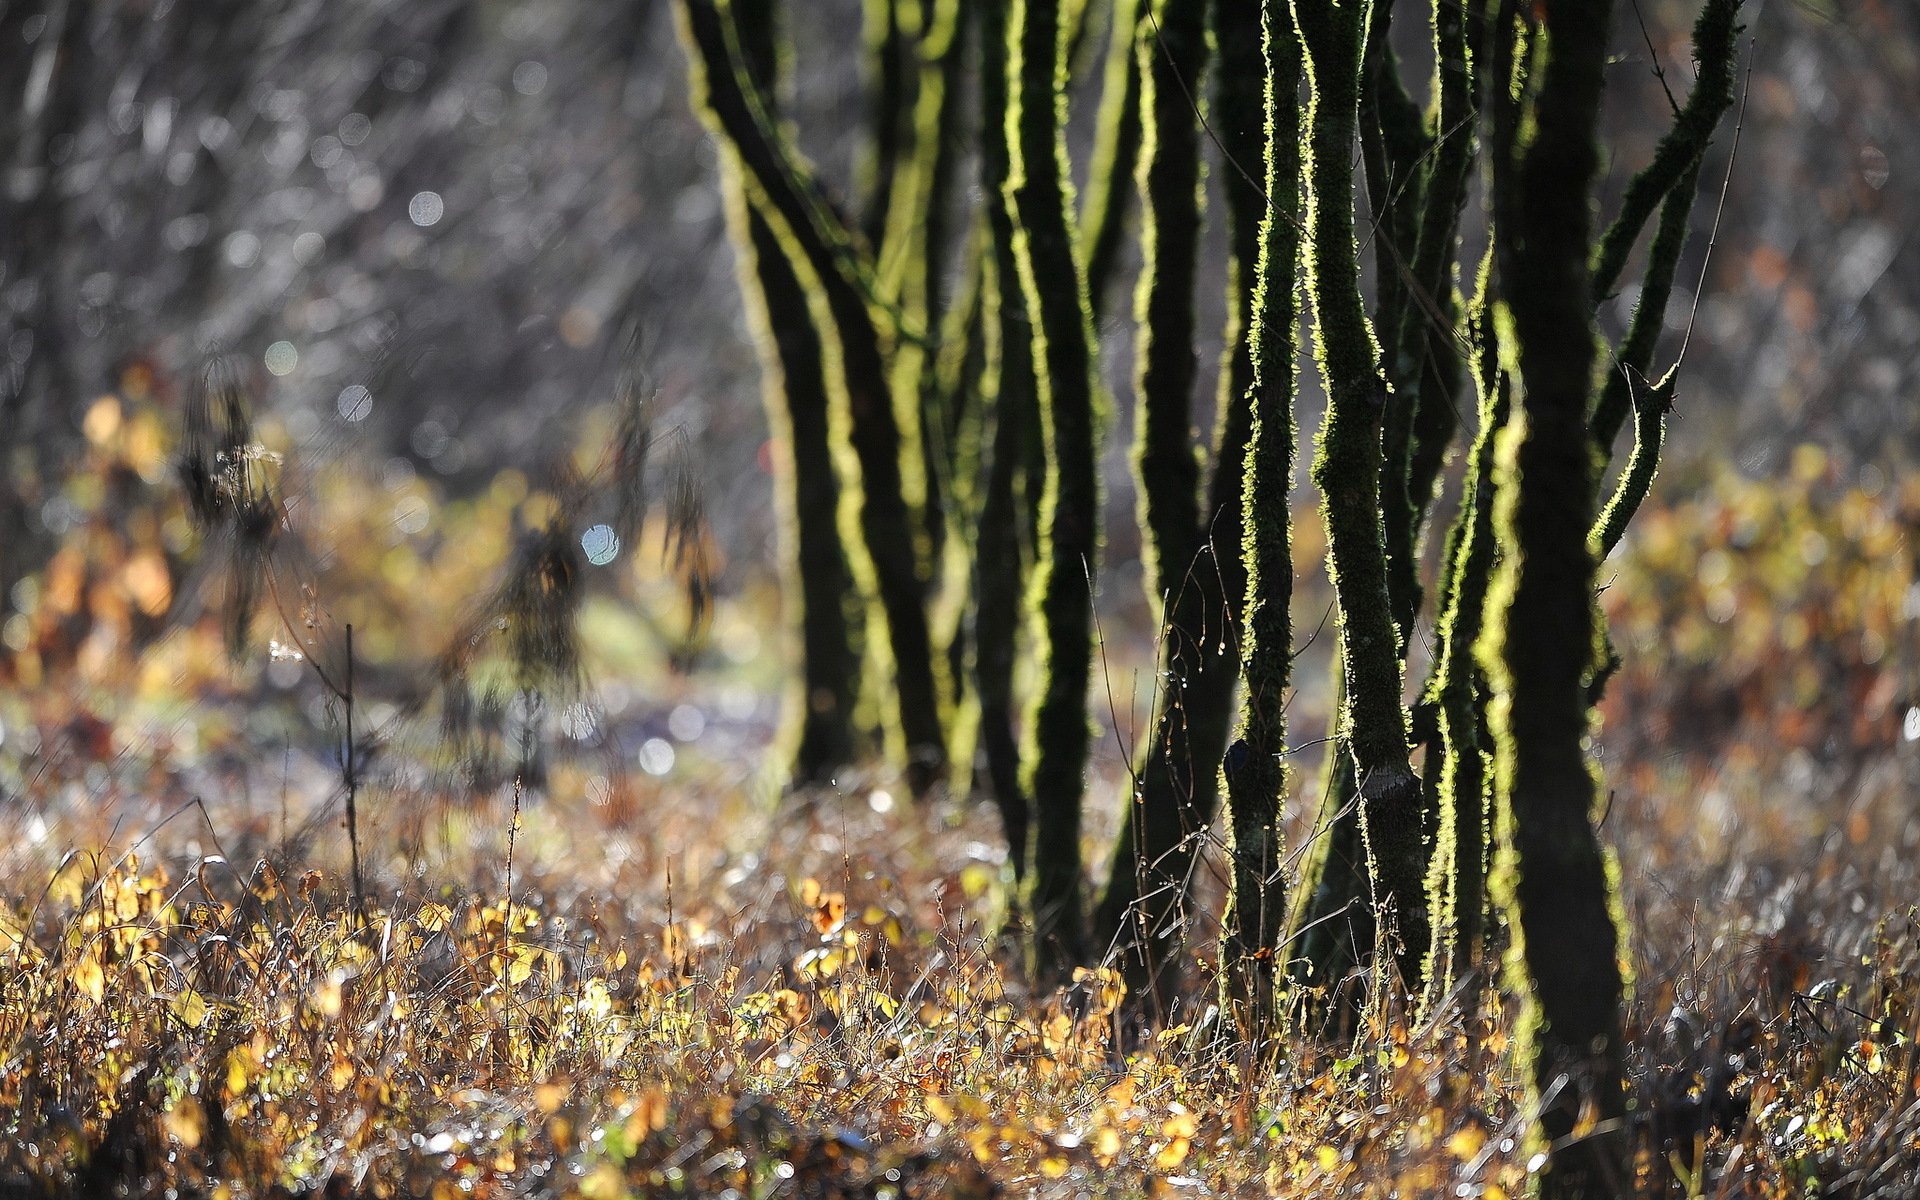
[861,0,917,249]
[1007,0,1103,980]
[1358,1,1437,649]
[872,0,973,777]
[1418,252,1503,995]
[1286,0,1478,1020]
[969,0,1038,882]
[1292,0,1429,996]
[1079,0,1144,323]
[1091,0,1211,1011]
[1218,0,1300,1042]
[1479,0,1630,1192]
[678,0,949,796]
[718,0,868,789]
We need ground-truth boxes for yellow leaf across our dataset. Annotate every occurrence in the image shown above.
[164,1096,205,1148]
[578,1163,626,1200]
[959,863,995,899]
[223,1049,252,1100]
[173,988,209,1029]
[73,955,106,1004]
[535,1080,570,1113]
[1315,1144,1341,1173]
[508,945,539,985]
[1155,1137,1190,1170]
[1040,1155,1070,1178]
[629,1087,669,1135]
[1447,1125,1488,1160]
[313,978,343,1018]
[83,396,122,445]
[1093,1126,1122,1164]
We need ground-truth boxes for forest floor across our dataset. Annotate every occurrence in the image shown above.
[2,428,1918,1197]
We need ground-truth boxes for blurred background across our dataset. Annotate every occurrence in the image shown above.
[1,0,1915,836]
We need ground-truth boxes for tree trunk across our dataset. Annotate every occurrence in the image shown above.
[1079,0,1144,323]
[720,0,868,789]
[1292,0,1428,995]
[1218,0,1300,1042]
[1006,0,1103,980]
[1092,0,1211,1010]
[678,0,950,795]
[969,0,1038,882]
[1480,1,1630,1192]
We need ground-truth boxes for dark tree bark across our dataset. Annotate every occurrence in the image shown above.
[1091,0,1211,1010]
[969,0,1038,882]
[1218,0,1300,1042]
[1079,0,1144,323]
[679,0,950,795]
[1481,1,1630,1192]
[1291,0,1428,997]
[721,0,868,789]
[1006,0,1103,980]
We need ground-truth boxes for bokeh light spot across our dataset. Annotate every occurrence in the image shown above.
[513,61,548,96]
[638,738,675,777]
[337,384,373,422]
[582,524,620,566]
[408,190,445,227]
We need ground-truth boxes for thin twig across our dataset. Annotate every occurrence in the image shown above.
[344,623,366,923]
[1670,41,1753,377]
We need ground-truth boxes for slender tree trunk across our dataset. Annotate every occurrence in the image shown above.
[1418,252,1503,996]
[1291,0,1476,1009]
[1291,0,1428,993]
[678,0,949,795]
[861,0,917,248]
[1007,0,1103,979]
[1218,0,1300,1042]
[718,0,868,789]
[1359,3,1435,649]
[875,0,972,779]
[1481,2,1630,1193]
[970,0,1037,881]
[1093,0,1210,1009]
[1079,0,1143,323]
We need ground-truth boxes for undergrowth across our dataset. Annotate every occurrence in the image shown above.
[1,391,1917,1197]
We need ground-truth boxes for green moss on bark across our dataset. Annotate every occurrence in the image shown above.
[1293,0,1427,991]
[717,0,867,789]
[1007,0,1103,979]
[1480,2,1631,1192]
[1080,0,1144,322]
[679,0,949,795]
[1218,0,1300,1041]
